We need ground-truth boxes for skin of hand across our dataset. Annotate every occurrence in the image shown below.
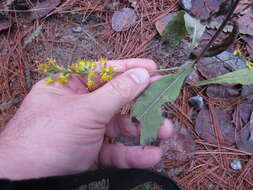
[0,59,173,180]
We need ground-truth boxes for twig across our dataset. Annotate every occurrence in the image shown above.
[193,0,241,66]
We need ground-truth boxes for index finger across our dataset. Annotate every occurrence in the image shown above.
[105,58,157,73]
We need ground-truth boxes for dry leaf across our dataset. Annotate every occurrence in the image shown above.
[195,107,235,146]
[160,122,195,161]
[236,112,253,153]
[239,103,253,124]
[111,8,137,32]
[155,13,177,35]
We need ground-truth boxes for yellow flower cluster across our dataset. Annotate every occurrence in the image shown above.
[246,61,253,70]
[69,60,96,73]
[233,49,242,56]
[101,66,114,82]
[37,58,115,89]
[38,59,63,73]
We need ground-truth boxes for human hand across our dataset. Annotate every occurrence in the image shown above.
[0,59,173,180]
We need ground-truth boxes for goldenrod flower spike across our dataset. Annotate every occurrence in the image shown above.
[38,58,117,88]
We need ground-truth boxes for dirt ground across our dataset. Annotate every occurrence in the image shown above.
[0,0,253,189]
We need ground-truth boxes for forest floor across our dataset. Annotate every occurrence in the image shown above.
[0,0,253,189]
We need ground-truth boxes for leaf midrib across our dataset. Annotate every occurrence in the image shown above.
[138,68,191,120]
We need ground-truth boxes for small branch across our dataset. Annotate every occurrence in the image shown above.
[193,0,241,66]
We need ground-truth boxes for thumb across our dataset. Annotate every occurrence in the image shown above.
[88,68,150,120]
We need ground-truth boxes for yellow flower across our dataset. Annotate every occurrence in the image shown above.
[88,71,95,79]
[45,76,55,84]
[38,64,49,73]
[48,59,57,65]
[86,80,96,89]
[91,62,97,69]
[101,68,106,73]
[233,49,242,56]
[101,73,112,82]
[76,60,86,70]
[106,66,114,73]
[100,59,107,68]
[69,64,78,72]
[100,66,114,82]
[246,61,253,70]
[86,61,93,69]
[58,73,70,84]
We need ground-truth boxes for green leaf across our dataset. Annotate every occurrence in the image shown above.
[131,63,193,145]
[184,12,206,49]
[161,11,187,46]
[196,68,253,86]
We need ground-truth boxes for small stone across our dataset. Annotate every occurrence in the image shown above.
[188,96,204,110]
[111,8,137,32]
[155,13,176,35]
[72,26,82,33]
[230,160,242,170]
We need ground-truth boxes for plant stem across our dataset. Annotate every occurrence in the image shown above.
[149,67,179,72]
[115,67,179,73]
[53,67,179,75]
[193,0,240,66]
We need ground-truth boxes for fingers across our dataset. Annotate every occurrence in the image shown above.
[106,116,174,140]
[157,119,174,139]
[99,143,162,168]
[84,68,150,121]
[106,115,140,138]
[103,58,157,73]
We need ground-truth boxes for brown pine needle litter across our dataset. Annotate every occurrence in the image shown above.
[0,0,252,189]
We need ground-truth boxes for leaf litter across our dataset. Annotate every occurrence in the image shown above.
[195,107,235,146]
[111,8,138,32]
[160,122,196,161]
[1,0,253,189]
[236,111,253,153]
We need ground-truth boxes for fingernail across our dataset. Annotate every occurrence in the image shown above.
[127,68,149,84]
